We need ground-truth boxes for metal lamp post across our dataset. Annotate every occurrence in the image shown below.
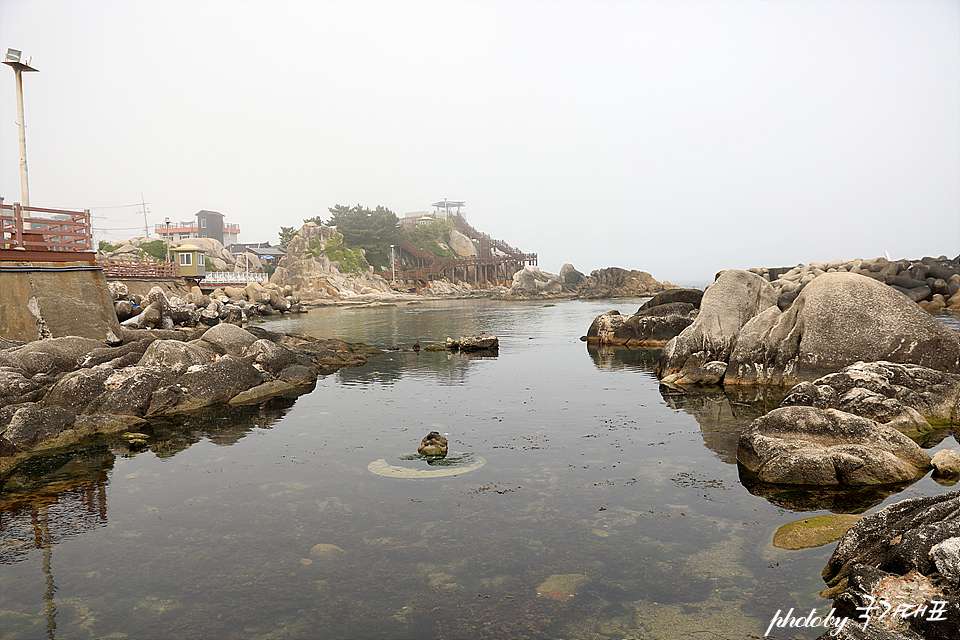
[164,217,171,262]
[3,49,39,208]
[390,244,395,283]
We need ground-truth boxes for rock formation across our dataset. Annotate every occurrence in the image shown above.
[501,264,679,299]
[779,361,960,435]
[737,405,932,486]
[269,223,395,301]
[585,289,703,348]
[817,490,960,640]
[108,282,305,328]
[417,431,448,456]
[0,325,380,462]
[656,270,960,387]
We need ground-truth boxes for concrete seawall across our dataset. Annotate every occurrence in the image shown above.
[0,262,123,343]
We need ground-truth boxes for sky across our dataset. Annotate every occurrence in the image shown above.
[1,0,957,283]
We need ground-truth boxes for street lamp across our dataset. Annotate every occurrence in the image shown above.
[390,244,395,283]
[3,49,39,208]
[164,217,171,262]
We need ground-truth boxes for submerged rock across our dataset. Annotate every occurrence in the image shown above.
[773,514,865,550]
[535,573,589,601]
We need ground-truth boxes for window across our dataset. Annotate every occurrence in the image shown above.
[179,252,193,266]
[200,219,207,229]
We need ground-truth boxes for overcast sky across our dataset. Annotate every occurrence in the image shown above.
[2,0,957,282]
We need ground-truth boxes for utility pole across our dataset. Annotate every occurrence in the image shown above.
[140,193,149,237]
[3,49,39,208]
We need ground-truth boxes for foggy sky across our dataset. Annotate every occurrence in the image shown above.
[1,0,957,283]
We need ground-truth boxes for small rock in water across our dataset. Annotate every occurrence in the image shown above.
[418,431,448,457]
[932,449,960,476]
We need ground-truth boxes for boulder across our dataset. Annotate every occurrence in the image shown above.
[932,450,960,476]
[586,301,698,347]
[170,355,265,413]
[657,270,777,382]
[737,406,932,485]
[418,431,448,456]
[779,361,960,431]
[244,339,300,376]
[447,333,499,351]
[198,322,258,356]
[8,336,106,377]
[85,367,173,416]
[819,490,960,640]
[558,263,586,290]
[0,403,76,455]
[447,229,478,258]
[576,267,677,299]
[138,339,217,374]
[40,365,115,414]
[726,273,960,385]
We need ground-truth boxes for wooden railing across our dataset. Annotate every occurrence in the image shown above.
[449,212,536,264]
[98,259,180,279]
[1,202,93,252]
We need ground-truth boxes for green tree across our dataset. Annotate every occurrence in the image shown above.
[279,226,297,249]
[402,218,455,258]
[138,239,168,261]
[98,240,120,254]
[325,204,400,257]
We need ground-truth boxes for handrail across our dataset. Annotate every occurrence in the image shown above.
[98,258,180,279]
[1,202,92,252]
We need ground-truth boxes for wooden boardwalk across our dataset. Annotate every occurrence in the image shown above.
[381,213,536,288]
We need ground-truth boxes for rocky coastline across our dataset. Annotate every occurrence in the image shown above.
[0,321,380,472]
[585,255,960,640]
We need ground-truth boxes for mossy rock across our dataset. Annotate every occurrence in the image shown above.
[773,514,865,550]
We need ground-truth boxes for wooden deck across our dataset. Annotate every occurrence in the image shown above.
[1,202,95,262]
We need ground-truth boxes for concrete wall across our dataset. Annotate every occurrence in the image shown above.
[0,262,123,343]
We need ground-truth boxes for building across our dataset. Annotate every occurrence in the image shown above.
[227,242,286,267]
[155,210,240,246]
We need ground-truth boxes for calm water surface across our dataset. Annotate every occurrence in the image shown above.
[1,298,957,640]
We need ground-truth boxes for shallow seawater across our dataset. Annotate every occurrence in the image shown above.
[1,298,957,640]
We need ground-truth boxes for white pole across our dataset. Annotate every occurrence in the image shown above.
[14,67,30,208]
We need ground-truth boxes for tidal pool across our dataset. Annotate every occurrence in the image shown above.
[1,298,956,640]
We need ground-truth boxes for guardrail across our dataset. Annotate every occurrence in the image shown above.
[199,271,268,285]
[1,202,92,252]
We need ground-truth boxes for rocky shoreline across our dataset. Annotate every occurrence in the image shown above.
[585,256,960,640]
[0,322,380,472]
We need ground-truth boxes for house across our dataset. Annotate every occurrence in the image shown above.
[227,242,286,267]
[169,244,206,278]
[155,210,241,245]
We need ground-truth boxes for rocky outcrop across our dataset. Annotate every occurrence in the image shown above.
[656,270,960,387]
[585,289,703,348]
[446,333,499,352]
[656,270,777,383]
[501,264,678,299]
[779,361,960,435]
[818,490,960,640]
[737,405,932,485]
[0,327,381,461]
[576,267,680,299]
[270,223,396,301]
